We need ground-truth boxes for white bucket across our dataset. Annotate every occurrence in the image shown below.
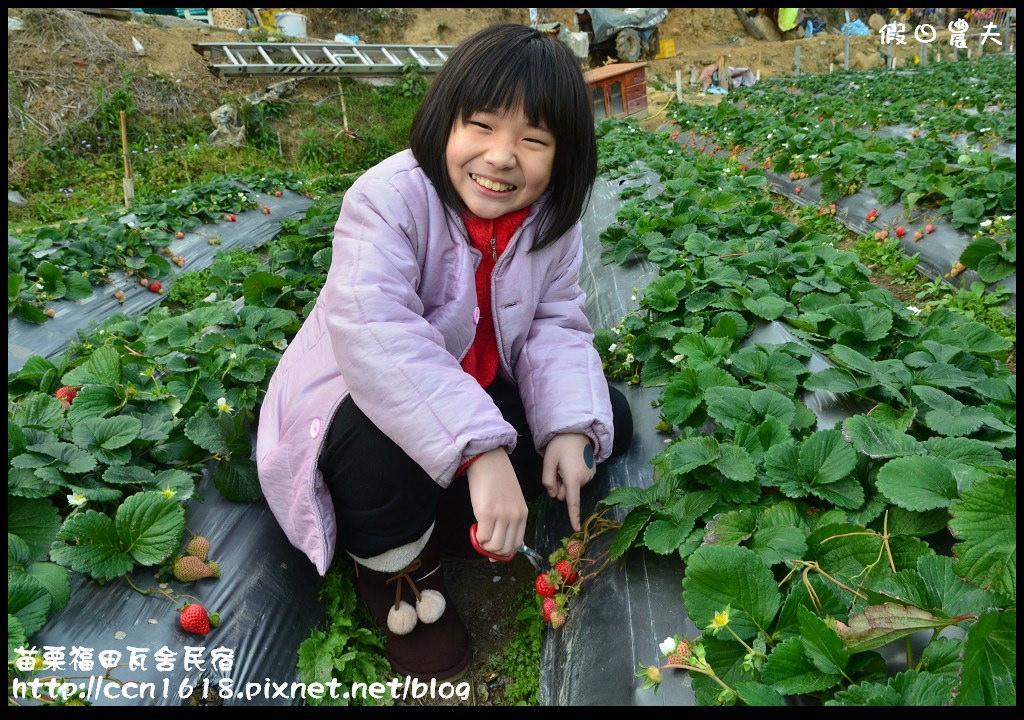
[275,11,307,38]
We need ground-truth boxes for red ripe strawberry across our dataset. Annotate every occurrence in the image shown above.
[535,572,558,597]
[714,144,720,152]
[740,164,747,172]
[55,386,77,407]
[180,603,211,635]
[819,208,826,215]
[262,206,271,214]
[175,231,185,239]
[911,129,919,138]
[226,213,237,222]
[542,596,557,622]
[895,227,906,237]
[795,186,802,194]
[764,159,771,170]
[670,130,679,140]
[554,560,577,585]
[149,281,163,293]
[274,190,282,197]
[925,224,935,233]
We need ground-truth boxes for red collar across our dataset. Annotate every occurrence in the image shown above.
[462,206,531,250]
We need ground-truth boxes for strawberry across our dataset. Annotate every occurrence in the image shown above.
[226,213,236,222]
[819,208,827,215]
[554,560,577,585]
[175,231,185,239]
[114,289,126,303]
[174,556,213,582]
[542,596,557,622]
[925,224,935,233]
[764,159,771,170]
[895,227,906,237]
[45,308,56,318]
[714,144,720,152]
[675,640,692,658]
[55,386,78,408]
[139,277,149,287]
[262,206,271,214]
[565,540,584,561]
[162,246,174,256]
[829,203,836,215]
[549,607,567,629]
[670,130,679,140]
[148,281,163,294]
[740,164,747,172]
[180,603,211,635]
[186,535,211,561]
[789,171,797,180]
[795,186,801,194]
[875,230,889,240]
[206,561,221,578]
[911,129,919,138]
[914,230,924,241]
[535,571,558,597]
[666,651,687,665]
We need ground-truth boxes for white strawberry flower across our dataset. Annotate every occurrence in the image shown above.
[659,636,677,656]
[608,343,618,353]
[613,327,622,335]
[626,354,635,364]
[216,397,233,413]
[671,354,684,364]
[980,219,993,228]
[631,294,637,302]
[273,338,288,350]
[68,493,87,507]
[229,352,237,360]
[906,306,922,315]
[1000,215,1011,221]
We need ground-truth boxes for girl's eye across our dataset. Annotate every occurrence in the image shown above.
[525,137,548,146]
[470,121,491,130]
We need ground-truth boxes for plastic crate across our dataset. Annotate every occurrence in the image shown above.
[654,38,676,59]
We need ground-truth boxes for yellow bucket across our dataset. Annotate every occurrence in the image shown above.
[654,38,676,59]
[258,8,283,28]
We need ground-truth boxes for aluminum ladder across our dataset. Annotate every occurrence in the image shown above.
[192,41,453,77]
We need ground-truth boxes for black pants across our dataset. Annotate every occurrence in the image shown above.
[319,378,633,558]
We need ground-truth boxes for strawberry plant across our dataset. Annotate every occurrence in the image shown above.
[593,119,1015,705]
[7,196,339,642]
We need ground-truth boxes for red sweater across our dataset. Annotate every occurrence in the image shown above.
[456,206,530,476]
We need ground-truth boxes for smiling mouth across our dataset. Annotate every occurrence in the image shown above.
[470,173,517,192]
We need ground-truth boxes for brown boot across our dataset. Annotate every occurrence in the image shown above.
[353,534,471,681]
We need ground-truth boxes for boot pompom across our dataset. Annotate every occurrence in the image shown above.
[416,589,446,624]
[387,601,418,635]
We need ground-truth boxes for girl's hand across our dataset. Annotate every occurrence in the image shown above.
[467,449,528,558]
[542,433,596,532]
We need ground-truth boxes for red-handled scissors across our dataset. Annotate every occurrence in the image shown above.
[469,523,546,572]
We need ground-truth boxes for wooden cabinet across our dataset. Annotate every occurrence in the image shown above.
[585,62,648,120]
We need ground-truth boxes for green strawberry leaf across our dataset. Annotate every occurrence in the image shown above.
[114,491,185,566]
[797,605,849,677]
[954,609,1016,706]
[919,636,964,676]
[949,475,1016,598]
[841,414,924,459]
[213,456,263,502]
[10,393,65,432]
[7,574,52,637]
[23,561,71,614]
[762,637,841,695]
[71,416,142,466]
[609,507,653,560]
[8,498,61,564]
[682,545,782,640]
[875,456,959,511]
[50,510,134,581]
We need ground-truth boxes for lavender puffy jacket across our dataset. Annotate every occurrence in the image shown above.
[255,150,614,575]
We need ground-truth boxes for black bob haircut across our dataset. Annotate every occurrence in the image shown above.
[409,23,597,252]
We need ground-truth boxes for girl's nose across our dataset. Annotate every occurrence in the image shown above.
[483,141,516,168]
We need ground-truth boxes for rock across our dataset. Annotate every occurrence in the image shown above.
[753,15,782,41]
[868,13,886,32]
[8,190,27,206]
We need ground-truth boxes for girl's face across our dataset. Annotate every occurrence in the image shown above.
[445,108,555,219]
